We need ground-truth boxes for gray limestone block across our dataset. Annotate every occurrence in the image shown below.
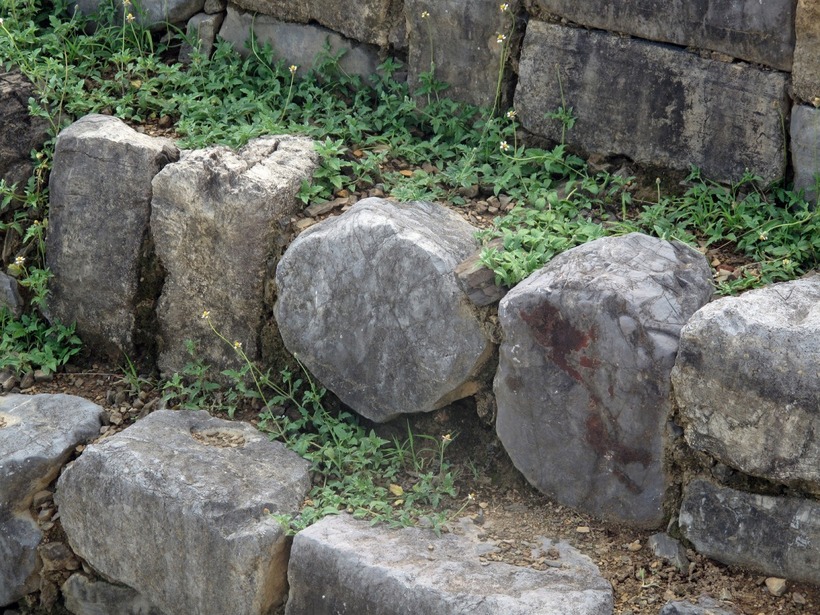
[274,198,494,423]
[495,233,713,528]
[659,594,740,615]
[793,0,820,103]
[672,276,820,491]
[791,105,820,205]
[219,6,382,80]
[74,0,205,29]
[62,574,165,615]
[46,114,179,360]
[179,12,224,62]
[0,273,23,317]
[226,0,402,47]
[527,0,795,71]
[679,479,820,585]
[151,135,316,378]
[515,21,789,183]
[285,514,614,615]
[405,0,518,108]
[0,69,49,194]
[647,533,689,574]
[0,394,103,606]
[55,410,311,615]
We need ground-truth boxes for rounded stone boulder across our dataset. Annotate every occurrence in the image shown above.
[274,198,493,422]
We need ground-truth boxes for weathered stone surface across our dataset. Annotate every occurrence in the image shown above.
[203,0,226,13]
[179,12,224,62]
[0,69,49,196]
[151,135,316,377]
[55,410,311,615]
[455,239,508,307]
[275,198,493,423]
[227,0,401,47]
[405,0,517,108]
[672,277,820,490]
[793,0,820,103]
[0,272,23,317]
[791,105,820,205]
[679,480,820,585]
[495,233,713,527]
[515,21,789,183]
[46,115,179,360]
[659,594,740,615]
[0,394,103,606]
[75,0,205,29]
[62,574,165,615]
[285,514,614,615]
[219,6,381,79]
[647,533,689,574]
[527,0,795,71]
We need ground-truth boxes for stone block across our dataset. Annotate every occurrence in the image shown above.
[46,115,179,360]
[454,239,508,306]
[527,0,795,71]
[405,0,517,108]
[794,0,820,103]
[275,198,494,423]
[75,0,205,29]
[226,0,402,47]
[514,21,789,183]
[219,6,382,79]
[0,394,103,606]
[151,135,316,377]
[179,12,224,62]
[285,514,614,614]
[679,479,820,585]
[62,574,165,615]
[495,233,713,527]
[660,594,740,615]
[0,273,23,317]
[55,410,311,615]
[672,276,820,491]
[791,104,820,205]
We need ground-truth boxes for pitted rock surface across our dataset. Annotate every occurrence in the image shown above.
[495,233,713,527]
[275,198,494,422]
[672,276,820,491]
[55,410,311,615]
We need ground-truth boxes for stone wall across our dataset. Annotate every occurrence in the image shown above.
[108,0,820,190]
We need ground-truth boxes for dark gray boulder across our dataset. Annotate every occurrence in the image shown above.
[285,514,614,614]
[679,479,820,585]
[46,115,179,360]
[151,135,316,377]
[793,0,820,103]
[790,105,820,205]
[659,594,740,615]
[495,233,713,527]
[275,198,494,422]
[0,394,103,607]
[61,573,165,615]
[55,410,311,615]
[0,69,49,194]
[672,276,820,491]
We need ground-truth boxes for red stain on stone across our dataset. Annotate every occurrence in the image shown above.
[584,412,651,492]
[520,301,592,382]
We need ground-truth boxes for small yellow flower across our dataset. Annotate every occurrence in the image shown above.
[499,141,510,151]
[233,341,242,350]
[14,255,25,266]
[506,109,517,119]
[496,33,507,44]
[758,232,768,241]
[468,492,476,501]
[783,258,791,265]
[126,12,135,22]
[289,65,297,74]
[122,0,131,5]
[0,18,4,26]
[421,10,430,18]
[442,433,452,442]
[201,310,211,320]
[500,3,509,11]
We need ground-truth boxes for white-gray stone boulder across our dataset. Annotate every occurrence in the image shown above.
[672,276,820,492]
[55,410,311,615]
[151,135,316,377]
[515,21,789,183]
[46,115,179,360]
[679,479,820,585]
[285,514,614,615]
[179,12,225,62]
[495,233,713,528]
[0,394,103,607]
[274,198,494,423]
[62,573,164,615]
[790,105,820,205]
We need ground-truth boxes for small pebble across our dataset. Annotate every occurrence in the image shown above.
[792,592,806,605]
[765,577,787,597]
[626,540,641,551]
[576,526,591,534]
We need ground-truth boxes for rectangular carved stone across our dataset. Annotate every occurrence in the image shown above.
[515,21,789,183]
[527,0,795,71]
[791,105,820,204]
[793,0,820,102]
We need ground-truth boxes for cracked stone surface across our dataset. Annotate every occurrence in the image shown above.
[151,135,316,377]
[495,233,713,528]
[46,115,179,360]
[55,410,311,615]
[672,276,820,492]
[285,514,614,615]
[275,198,494,422]
[0,394,103,607]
